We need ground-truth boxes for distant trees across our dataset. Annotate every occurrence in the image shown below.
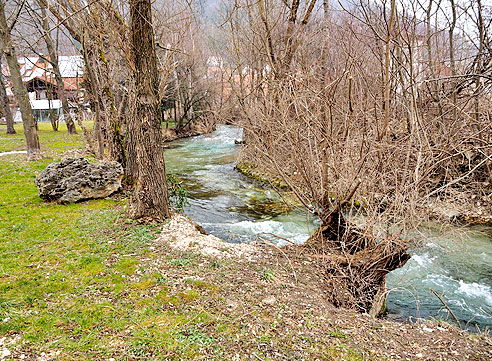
[153,1,219,135]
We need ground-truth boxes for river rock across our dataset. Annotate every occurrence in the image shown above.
[34,157,123,203]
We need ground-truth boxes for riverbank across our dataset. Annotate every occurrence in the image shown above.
[235,158,492,227]
[1,124,491,359]
[1,193,490,359]
[235,160,289,190]
[163,121,216,143]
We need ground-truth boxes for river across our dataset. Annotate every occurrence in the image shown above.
[165,124,492,332]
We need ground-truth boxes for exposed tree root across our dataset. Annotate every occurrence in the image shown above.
[304,210,411,316]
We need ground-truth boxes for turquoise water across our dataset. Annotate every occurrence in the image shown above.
[386,225,492,331]
[165,125,492,332]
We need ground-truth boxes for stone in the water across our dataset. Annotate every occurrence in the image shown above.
[34,157,123,203]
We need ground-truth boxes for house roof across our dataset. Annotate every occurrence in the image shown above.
[14,55,83,82]
[58,56,83,78]
[24,75,82,92]
[14,56,83,92]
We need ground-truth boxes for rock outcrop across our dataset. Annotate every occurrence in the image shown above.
[159,214,259,260]
[35,157,123,203]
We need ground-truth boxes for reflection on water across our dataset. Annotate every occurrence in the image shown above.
[165,125,492,331]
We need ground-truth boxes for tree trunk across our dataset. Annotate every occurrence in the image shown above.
[47,85,58,131]
[125,108,138,185]
[379,0,396,140]
[82,31,105,159]
[449,0,457,123]
[304,209,410,314]
[426,0,443,118]
[129,0,170,221]
[0,70,14,134]
[122,84,138,185]
[474,0,484,125]
[0,1,41,160]
[39,0,77,134]
[97,46,126,166]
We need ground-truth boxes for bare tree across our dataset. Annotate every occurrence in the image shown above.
[222,0,491,315]
[0,67,14,134]
[37,0,77,134]
[0,0,41,160]
[129,0,170,221]
[449,0,458,122]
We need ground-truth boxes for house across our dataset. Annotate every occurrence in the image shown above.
[3,55,84,122]
[20,55,84,99]
[30,99,63,123]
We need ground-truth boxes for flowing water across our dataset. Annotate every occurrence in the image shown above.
[165,125,492,332]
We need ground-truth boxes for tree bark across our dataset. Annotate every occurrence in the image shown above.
[474,0,484,125]
[0,70,14,134]
[449,0,457,122]
[47,83,58,131]
[82,31,105,159]
[379,0,396,141]
[39,0,77,134]
[0,1,41,159]
[129,0,170,221]
[426,0,443,117]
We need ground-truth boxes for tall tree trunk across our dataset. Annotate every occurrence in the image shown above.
[449,0,457,123]
[379,0,396,140]
[125,100,138,185]
[426,0,443,117]
[47,84,58,131]
[0,1,41,160]
[0,70,14,134]
[129,0,170,221]
[82,31,105,159]
[474,0,484,125]
[320,0,330,208]
[39,0,77,134]
[98,45,126,165]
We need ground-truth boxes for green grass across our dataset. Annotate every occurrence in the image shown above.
[0,121,93,153]
[0,126,228,359]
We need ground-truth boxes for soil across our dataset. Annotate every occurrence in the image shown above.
[164,217,491,360]
[425,195,492,226]
[162,216,491,359]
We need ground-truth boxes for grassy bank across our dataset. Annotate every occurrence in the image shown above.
[0,124,490,360]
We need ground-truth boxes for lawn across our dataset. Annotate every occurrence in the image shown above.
[0,123,235,359]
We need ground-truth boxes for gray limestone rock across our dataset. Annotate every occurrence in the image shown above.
[34,157,123,203]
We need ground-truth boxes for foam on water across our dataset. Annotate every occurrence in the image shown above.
[411,254,435,267]
[423,274,454,288]
[457,281,492,306]
[226,219,310,245]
